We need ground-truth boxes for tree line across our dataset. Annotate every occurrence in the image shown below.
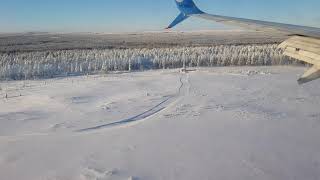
[0,44,299,80]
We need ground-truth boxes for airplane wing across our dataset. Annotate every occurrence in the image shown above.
[167,0,320,84]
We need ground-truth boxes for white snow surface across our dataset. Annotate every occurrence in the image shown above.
[0,66,320,180]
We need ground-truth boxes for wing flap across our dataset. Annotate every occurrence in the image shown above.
[279,36,320,84]
[279,36,320,66]
[298,65,320,84]
[288,36,320,46]
[279,36,320,52]
[284,47,319,64]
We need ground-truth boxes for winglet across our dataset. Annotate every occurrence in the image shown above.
[167,13,189,29]
[175,0,203,16]
[167,0,204,29]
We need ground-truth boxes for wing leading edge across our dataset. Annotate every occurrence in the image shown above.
[167,0,320,84]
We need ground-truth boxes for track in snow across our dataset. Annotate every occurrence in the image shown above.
[76,74,189,132]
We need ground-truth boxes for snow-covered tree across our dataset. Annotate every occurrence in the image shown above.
[0,44,298,80]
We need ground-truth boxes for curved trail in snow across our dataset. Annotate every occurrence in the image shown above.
[75,97,172,132]
[75,73,190,133]
[0,74,190,140]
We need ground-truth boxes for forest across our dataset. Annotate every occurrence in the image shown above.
[0,44,298,80]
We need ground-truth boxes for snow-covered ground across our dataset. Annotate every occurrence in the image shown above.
[0,66,320,180]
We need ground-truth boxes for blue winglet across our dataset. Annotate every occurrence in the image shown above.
[176,0,203,15]
[167,0,204,29]
[167,13,189,29]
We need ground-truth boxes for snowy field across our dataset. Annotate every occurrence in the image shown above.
[0,66,320,180]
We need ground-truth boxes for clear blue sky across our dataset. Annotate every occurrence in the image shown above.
[1,0,319,33]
